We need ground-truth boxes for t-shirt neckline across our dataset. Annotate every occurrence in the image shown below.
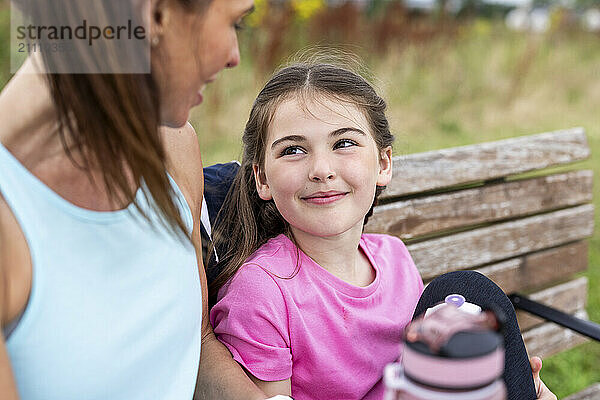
[280,234,381,298]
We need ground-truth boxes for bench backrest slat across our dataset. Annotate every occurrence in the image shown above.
[523,309,589,359]
[367,170,593,240]
[384,128,590,198]
[517,277,588,331]
[408,204,594,280]
[475,241,589,294]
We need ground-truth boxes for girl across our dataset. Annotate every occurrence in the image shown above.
[211,61,419,399]
[209,62,554,400]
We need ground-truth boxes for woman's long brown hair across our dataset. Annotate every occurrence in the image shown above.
[209,62,395,303]
[14,0,210,239]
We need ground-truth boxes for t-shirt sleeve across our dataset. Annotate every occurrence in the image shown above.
[209,263,292,381]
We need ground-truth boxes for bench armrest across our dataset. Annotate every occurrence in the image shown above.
[509,293,600,342]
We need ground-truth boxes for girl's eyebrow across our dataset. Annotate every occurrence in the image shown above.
[271,135,306,149]
[330,127,366,137]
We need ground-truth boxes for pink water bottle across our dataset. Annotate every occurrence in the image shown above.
[383,294,507,400]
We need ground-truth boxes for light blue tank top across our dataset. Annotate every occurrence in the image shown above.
[0,142,201,400]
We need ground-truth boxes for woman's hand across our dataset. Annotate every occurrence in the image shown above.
[530,356,557,400]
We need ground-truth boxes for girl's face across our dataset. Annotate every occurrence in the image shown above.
[253,96,392,239]
[152,0,254,127]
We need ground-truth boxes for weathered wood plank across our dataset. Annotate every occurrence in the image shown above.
[516,277,588,331]
[475,241,589,293]
[407,204,594,280]
[523,309,589,359]
[564,384,600,400]
[521,241,590,289]
[383,128,589,198]
[367,170,593,239]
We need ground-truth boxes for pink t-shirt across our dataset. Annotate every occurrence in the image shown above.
[210,233,423,400]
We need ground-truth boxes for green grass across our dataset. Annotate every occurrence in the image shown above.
[0,3,10,85]
[1,9,598,396]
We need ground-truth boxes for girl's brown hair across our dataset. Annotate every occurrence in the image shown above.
[210,62,394,301]
[14,0,211,239]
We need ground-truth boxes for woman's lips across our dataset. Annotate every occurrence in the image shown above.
[301,192,347,205]
[193,92,204,106]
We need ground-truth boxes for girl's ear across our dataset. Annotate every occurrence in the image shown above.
[376,146,393,187]
[252,164,273,201]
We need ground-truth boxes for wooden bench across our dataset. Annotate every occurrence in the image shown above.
[364,127,596,366]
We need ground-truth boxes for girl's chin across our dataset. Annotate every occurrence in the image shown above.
[290,224,360,240]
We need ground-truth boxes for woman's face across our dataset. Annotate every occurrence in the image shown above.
[153,0,254,127]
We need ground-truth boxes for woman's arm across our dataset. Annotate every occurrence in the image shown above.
[0,335,19,400]
[247,373,291,398]
[0,218,21,400]
[0,339,19,399]
[160,124,266,400]
[195,332,268,400]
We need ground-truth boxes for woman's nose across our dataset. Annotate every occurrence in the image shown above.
[226,37,240,69]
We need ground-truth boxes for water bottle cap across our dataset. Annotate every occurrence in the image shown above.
[445,294,465,308]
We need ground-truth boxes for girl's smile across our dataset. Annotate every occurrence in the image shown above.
[301,190,348,205]
[253,96,392,239]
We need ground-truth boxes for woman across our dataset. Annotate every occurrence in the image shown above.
[0,0,273,399]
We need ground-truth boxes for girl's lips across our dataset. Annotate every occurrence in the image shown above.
[302,192,347,205]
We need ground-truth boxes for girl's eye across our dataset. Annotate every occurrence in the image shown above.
[280,146,306,156]
[334,139,358,149]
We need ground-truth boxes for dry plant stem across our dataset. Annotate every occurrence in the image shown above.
[506,36,541,104]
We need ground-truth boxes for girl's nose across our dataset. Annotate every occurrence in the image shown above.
[309,156,336,182]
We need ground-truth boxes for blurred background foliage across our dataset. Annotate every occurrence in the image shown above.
[1,0,599,396]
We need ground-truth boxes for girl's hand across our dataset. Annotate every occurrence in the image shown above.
[530,356,557,400]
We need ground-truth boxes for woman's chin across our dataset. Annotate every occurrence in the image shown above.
[160,110,192,129]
